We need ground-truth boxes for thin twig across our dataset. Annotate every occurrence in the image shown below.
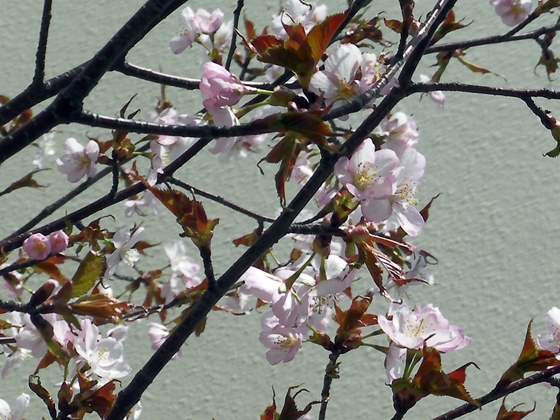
[432,364,560,420]
[318,352,340,420]
[425,23,560,54]
[167,177,275,223]
[225,0,244,71]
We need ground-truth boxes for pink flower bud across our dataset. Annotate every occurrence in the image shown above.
[49,230,69,253]
[23,233,51,260]
[200,62,245,109]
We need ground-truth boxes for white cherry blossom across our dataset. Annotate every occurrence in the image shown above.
[378,302,470,352]
[0,393,30,420]
[104,227,145,278]
[56,138,99,183]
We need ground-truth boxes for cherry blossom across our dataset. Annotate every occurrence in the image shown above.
[124,191,160,218]
[537,307,560,356]
[198,19,233,56]
[22,233,51,260]
[193,8,224,35]
[170,7,197,54]
[164,241,202,289]
[334,139,399,201]
[378,302,471,352]
[271,0,328,38]
[379,112,419,157]
[32,132,55,169]
[385,342,408,382]
[0,393,30,420]
[490,0,532,26]
[104,227,145,278]
[259,312,303,365]
[147,322,182,359]
[361,147,426,236]
[309,44,375,118]
[56,137,99,183]
[147,113,200,185]
[419,74,445,108]
[74,320,131,380]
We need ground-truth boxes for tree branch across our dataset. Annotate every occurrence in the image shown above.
[32,0,53,87]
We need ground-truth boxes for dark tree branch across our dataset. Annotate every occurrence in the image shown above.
[0,137,211,258]
[32,0,53,87]
[0,0,190,165]
[225,0,244,71]
[0,61,89,128]
[432,364,560,420]
[407,82,560,100]
[74,110,278,137]
[426,23,560,54]
[114,60,273,90]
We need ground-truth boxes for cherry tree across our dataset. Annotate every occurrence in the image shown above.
[1,0,560,419]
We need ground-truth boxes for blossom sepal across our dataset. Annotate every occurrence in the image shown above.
[495,321,560,391]
[260,385,319,420]
[496,397,536,419]
[136,172,219,248]
[333,294,378,353]
[391,347,479,416]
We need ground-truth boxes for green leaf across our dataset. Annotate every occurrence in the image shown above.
[71,251,104,297]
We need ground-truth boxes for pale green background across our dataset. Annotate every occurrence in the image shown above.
[1,1,560,419]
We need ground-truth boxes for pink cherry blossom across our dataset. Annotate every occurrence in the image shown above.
[22,233,51,260]
[385,342,408,382]
[259,312,303,365]
[490,0,532,26]
[124,191,160,218]
[48,230,69,253]
[361,147,426,236]
[56,137,99,183]
[334,139,399,201]
[378,302,471,352]
[170,7,197,54]
[193,8,224,34]
[200,62,246,109]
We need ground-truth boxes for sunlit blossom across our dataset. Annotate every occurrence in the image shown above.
[490,0,532,26]
[104,227,145,278]
[378,302,470,352]
[56,138,99,183]
[0,393,30,420]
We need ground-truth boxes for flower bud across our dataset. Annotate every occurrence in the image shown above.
[48,230,69,253]
[29,280,57,307]
[22,233,51,260]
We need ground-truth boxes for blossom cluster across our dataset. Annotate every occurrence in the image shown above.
[2,0,560,418]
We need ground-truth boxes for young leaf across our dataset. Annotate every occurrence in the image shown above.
[71,251,104,297]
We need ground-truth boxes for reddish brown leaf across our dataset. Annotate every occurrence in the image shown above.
[496,399,536,420]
